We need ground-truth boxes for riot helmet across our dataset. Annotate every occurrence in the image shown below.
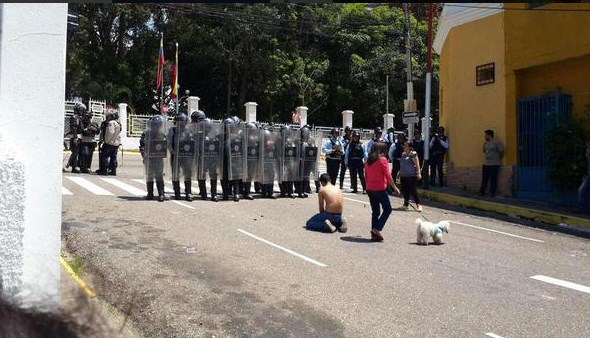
[374,127,383,134]
[352,130,361,139]
[174,113,188,123]
[223,118,234,125]
[344,126,352,133]
[191,110,206,123]
[300,126,311,142]
[149,114,166,129]
[231,116,241,124]
[73,102,87,115]
[245,122,257,130]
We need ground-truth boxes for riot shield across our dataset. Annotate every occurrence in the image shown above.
[226,122,246,181]
[170,122,198,182]
[280,127,300,182]
[260,128,280,185]
[244,125,260,182]
[197,120,223,181]
[140,115,170,182]
[300,129,320,182]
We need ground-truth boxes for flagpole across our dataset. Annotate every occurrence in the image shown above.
[175,42,179,116]
[160,33,164,116]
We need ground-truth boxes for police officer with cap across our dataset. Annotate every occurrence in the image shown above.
[322,128,343,186]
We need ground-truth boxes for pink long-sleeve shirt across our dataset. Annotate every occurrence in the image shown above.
[365,157,392,191]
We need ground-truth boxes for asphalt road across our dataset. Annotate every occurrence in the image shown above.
[62,152,590,337]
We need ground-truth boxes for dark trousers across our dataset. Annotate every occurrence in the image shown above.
[348,159,366,192]
[80,142,96,171]
[480,165,500,196]
[326,158,340,186]
[100,144,119,173]
[400,176,420,206]
[391,159,401,184]
[339,160,347,188]
[429,154,445,187]
[67,138,79,168]
[367,190,392,231]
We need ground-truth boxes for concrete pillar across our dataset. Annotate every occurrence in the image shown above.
[383,113,395,131]
[297,106,308,127]
[244,102,258,123]
[187,96,200,113]
[118,103,128,138]
[341,110,354,129]
[0,3,67,309]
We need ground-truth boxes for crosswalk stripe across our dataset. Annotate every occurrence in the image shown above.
[100,178,145,196]
[62,186,73,195]
[66,176,114,196]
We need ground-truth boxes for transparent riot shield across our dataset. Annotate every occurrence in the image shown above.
[226,122,245,181]
[300,129,320,182]
[260,128,280,185]
[170,122,198,182]
[244,125,260,182]
[140,115,170,182]
[197,120,223,181]
[280,127,300,182]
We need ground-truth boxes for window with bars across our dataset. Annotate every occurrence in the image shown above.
[476,63,495,86]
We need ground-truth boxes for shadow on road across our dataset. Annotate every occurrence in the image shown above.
[117,196,148,202]
[340,236,376,243]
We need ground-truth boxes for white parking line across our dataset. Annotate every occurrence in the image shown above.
[530,275,590,294]
[449,221,544,243]
[62,186,73,195]
[66,176,113,196]
[171,200,196,210]
[100,178,145,196]
[486,333,505,338]
[237,229,327,267]
[344,197,369,205]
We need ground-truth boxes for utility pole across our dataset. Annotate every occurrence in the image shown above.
[422,3,435,189]
[404,3,415,139]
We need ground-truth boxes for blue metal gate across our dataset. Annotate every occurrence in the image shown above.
[517,93,572,202]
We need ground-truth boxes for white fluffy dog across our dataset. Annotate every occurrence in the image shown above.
[416,218,450,245]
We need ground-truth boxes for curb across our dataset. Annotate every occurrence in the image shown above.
[419,189,590,229]
[60,256,96,298]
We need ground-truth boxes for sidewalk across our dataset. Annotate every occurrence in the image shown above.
[417,185,590,231]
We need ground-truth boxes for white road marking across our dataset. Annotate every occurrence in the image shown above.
[62,186,73,195]
[530,275,590,294]
[171,200,196,210]
[66,177,113,196]
[486,333,505,338]
[344,197,369,205]
[100,178,145,196]
[449,221,544,243]
[237,229,327,267]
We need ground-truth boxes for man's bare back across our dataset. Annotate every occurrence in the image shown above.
[319,183,343,214]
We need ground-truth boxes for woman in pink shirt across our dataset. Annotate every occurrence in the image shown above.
[365,142,400,241]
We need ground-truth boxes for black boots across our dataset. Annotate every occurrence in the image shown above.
[146,181,154,200]
[173,181,181,200]
[210,180,219,202]
[185,181,192,202]
[244,182,254,200]
[198,180,207,200]
[156,181,169,202]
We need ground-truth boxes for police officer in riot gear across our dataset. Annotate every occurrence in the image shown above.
[242,122,259,200]
[297,125,320,198]
[197,117,222,202]
[280,125,298,198]
[169,113,197,201]
[139,115,169,202]
[260,127,279,199]
[221,118,242,202]
[79,111,100,173]
[367,126,385,154]
[344,130,368,194]
[66,103,84,173]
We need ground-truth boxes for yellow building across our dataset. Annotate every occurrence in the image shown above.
[433,2,590,201]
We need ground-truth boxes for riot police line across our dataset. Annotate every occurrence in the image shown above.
[139,110,324,202]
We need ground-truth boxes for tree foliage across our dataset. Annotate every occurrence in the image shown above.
[66,3,438,128]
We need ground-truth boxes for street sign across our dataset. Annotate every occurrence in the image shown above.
[403,111,420,124]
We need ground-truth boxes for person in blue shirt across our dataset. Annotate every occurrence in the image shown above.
[367,127,385,154]
[344,130,368,193]
[322,128,343,186]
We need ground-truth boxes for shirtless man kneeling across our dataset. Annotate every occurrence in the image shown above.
[305,173,348,233]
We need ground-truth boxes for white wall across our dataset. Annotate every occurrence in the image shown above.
[0,3,68,309]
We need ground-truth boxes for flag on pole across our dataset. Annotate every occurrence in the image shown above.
[156,34,165,91]
[171,43,179,101]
